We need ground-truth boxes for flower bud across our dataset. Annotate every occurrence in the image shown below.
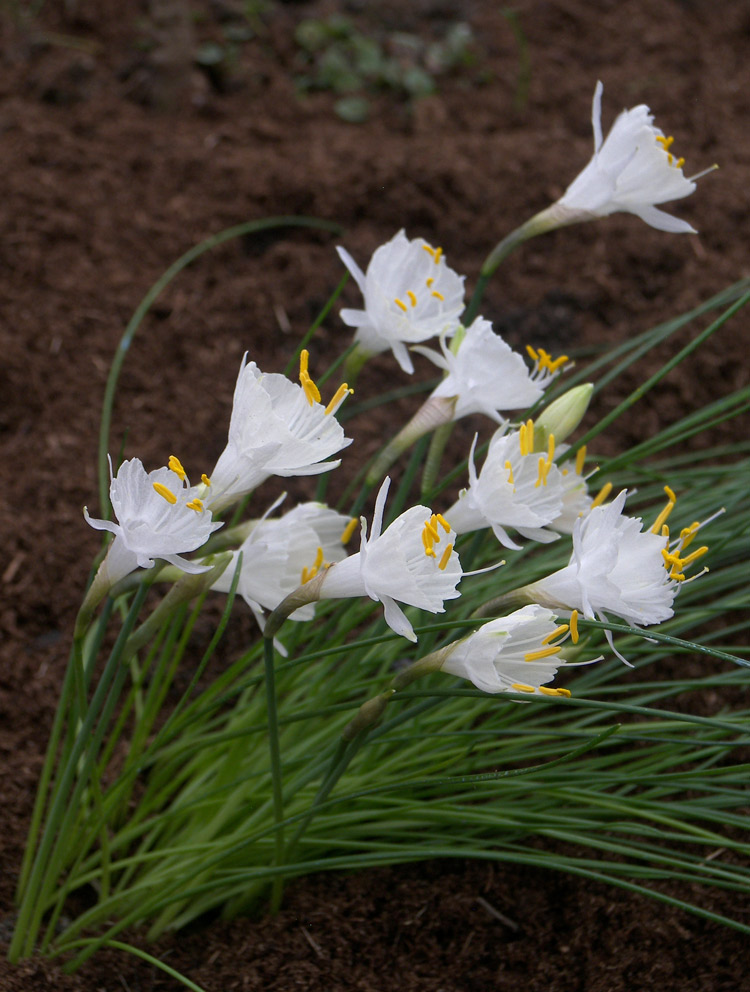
[534,383,593,449]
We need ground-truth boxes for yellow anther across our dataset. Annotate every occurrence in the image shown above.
[511,683,536,693]
[425,517,440,542]
[301,566,310,584]
[526,419,535,453]
[667,152,674,165]
[535,455,550,488]
[435,513,451,533]
[679,545,709,568]
[422,525,436,557]
[542,624,569,645]
[590,481,613,509]
[575,445,587,476]
[526,344,539,361]
[186,498,203,513]
[661,524,670,539]
[547,353,569,374]
[431,290,445,301]
[679,521,700,550]
[675,156,685,169]
[664,485,677,503]
[407,290,417,307]
[569,609,579,644]
[524,645,562,662]
[539,686,562,697]
[340,517,359,545]
[300,370,321,406]
[313,546,324,571]
[201,473,211,487]
[518,423,529,457]
[651,490,676,534]
[423,245,436,258]
[299,349,309,376]
[433,247,443,264]
[394,297,408,312]
[325,382,353,415]
[438,543,454,570]
[656,135,675,150]
[168,455,187,480]
[426,276,434,287]
[153,482,177,504]
[504,459,514,485]
[555,687,572,698]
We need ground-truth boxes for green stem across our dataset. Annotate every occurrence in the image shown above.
[421,421,454,499]
[263,636,285,912]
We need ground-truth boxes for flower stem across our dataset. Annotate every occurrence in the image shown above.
[263,636,286,913]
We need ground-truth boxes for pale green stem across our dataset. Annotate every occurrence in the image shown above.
[263,636,286,913]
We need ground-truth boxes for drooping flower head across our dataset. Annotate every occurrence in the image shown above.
[417,317,563,424]
[440,605,580,696]
[207,352,352,511]
[212,501,355,628]
[317,477,463,642]
[84,456,222,588]
[338,229,465,374]
[557,80,702,233]
[515,488,710,654]
[445,423,565,549]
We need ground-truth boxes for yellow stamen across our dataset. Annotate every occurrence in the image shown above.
[422,245,436,258]
[340,518,359,545]
[407,290,417,307]
[422,525,436,558]
[661,524,670,540]
[518,423,529,457]
[438,543,454,570]
[542,624,569,645]
[590,481,613,509]
[679,545,709,568]
[325,383,353,415]
[433,247,443,264]
[675,156,685,169]
[546,353,569,374]
[651,489,676,534]
[524,645,562,662]
[301,566,310,584]
[535,455,550,488]
[526,344,539,361]
[556,687,572,698]
[300,370,321,406]
[425,518,440,542]
[664,485,677,503]
[168,455,186,480]
[313,546,324,570]
[435,513,451,533]
[575,445,587,476]
[667,152,674,165]
[394,297,408,312]
[153,482,177,504]
[201,473,211,487]
[569,609,579,644]
[504,459,514,485]
[511,683,535,693]
[656,135,675,151]
[426,276,434,287]
[299,349,309,376]
[431,290,445,301]
[186,498,203,513]
[679,521,700,550]
[539,686,562,697]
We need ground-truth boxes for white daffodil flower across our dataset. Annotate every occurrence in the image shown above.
[212,502,354,628]
[557,80,701,233]
[318,477,462,642]
[440,605,579,696]
[518,489,676,630]
[337,229,465,374]
[416,317,559,424]
[445,427,565,549]
[554,443,593,534]
[207,355,352,512]
[84,457,222,588]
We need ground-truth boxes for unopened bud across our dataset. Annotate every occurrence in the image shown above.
[534,383,593,449]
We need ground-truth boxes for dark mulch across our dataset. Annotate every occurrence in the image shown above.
[2,0,749,988]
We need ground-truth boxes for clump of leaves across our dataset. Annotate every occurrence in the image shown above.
[294,15,478,122]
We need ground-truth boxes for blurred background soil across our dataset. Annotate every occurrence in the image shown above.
[1,0,749,989]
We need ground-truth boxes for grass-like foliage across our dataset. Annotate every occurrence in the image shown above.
[9,84,750,992]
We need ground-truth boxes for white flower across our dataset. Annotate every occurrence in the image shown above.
[445,426,565,549]
[416,317,556,423]
[207,355,352,511]
[84,457,222,587]
[440,605,577,696]
[554,444,593,534]
[212,502,354,626]
[318,477,462,642]
[558,80,699,233]
[520,489,675,628]
[337,229,465,374]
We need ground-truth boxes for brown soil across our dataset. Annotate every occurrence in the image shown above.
[1,0,749,989]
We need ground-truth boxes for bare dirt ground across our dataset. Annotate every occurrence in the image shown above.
[1,0,749,989]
